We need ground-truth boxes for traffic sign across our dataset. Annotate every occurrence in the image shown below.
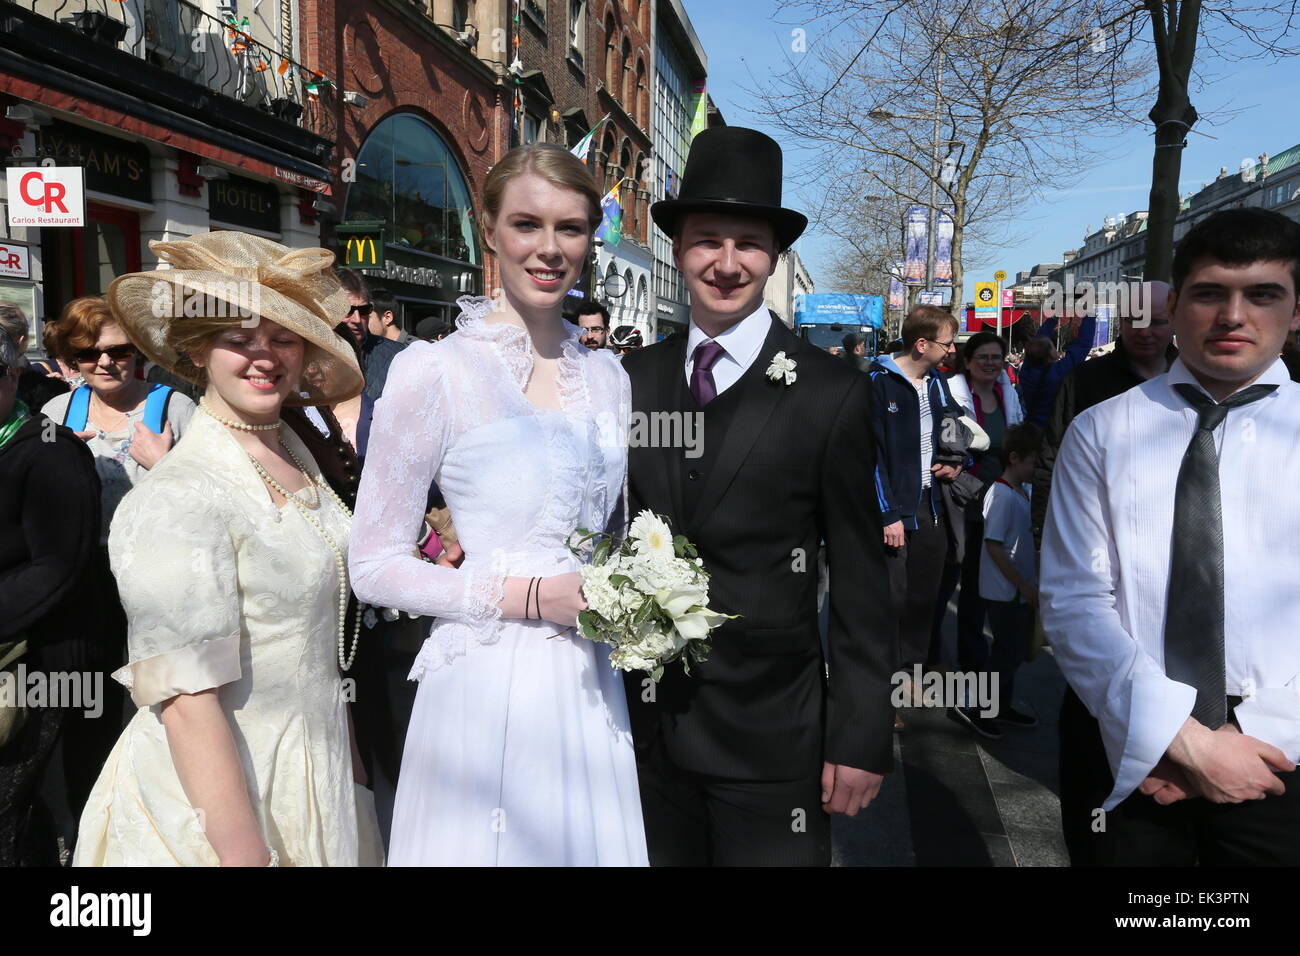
[993,269,1006,282]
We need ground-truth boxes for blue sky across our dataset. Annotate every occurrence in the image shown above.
[686,0,1300,303]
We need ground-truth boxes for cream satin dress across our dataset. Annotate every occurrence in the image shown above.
[73,411,383,866]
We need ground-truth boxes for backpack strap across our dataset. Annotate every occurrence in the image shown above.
[142,383,173,435]
[63,385,92,431]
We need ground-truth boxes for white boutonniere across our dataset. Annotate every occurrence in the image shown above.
[766,351,797,386]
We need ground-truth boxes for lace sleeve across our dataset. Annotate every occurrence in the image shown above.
[348,344,504,624]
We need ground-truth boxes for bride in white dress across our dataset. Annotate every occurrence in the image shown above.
[348,144,647,866]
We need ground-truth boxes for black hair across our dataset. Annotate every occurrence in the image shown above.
[962,330,1007,365]
[1172,207,1300,294]
[370,288,400,326]
[1002,422,1043,462]
[575,301,610,326]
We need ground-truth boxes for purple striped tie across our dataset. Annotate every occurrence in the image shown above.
[690,341,726,406]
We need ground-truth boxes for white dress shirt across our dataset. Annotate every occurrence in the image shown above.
[1041,357,1300,810]
[684,303,772,397]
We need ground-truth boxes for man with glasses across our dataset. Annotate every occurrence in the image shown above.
[575,301,610,351]
[338,269,404,400]
[869,305,965,697]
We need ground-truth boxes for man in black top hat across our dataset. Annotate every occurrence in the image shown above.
[622,126,895,866]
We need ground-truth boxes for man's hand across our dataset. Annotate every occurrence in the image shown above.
[436,540,465,569]
[1138,757,1198,805]
[1166,718,1294,804]
[820,762,883,817]
[1020,583,1040,609]
[882,520,905,549]
[129,420,174,470]
[931,462,962,482]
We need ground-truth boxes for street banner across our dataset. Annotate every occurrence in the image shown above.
[904,206,927,285]
[889,262,904,309]
[689,82,708,140]
[918,290,944,305]
[1094,303,1112,347]
[933,208,954,286]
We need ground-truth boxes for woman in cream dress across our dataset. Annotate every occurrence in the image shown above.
[74,232,382,866]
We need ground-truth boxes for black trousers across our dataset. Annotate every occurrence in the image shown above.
[885,513,949,669]
[1059,688,1300,866]
[635,731,831,866]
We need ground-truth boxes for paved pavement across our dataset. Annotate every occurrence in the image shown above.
[830,589,1072,867]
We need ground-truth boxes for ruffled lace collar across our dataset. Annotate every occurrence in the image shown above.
[453,295,590,411]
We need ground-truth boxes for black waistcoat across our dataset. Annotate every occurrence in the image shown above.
[678,360,756,524]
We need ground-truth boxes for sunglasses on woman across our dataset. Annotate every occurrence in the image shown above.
[73,344,138,364]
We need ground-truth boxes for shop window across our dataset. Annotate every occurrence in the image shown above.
[345,113,482,267]
[39,203,142,314]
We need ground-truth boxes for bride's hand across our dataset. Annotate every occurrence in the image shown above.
[538,573,588,628]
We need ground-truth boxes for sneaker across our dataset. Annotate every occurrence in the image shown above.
[947,706,1002,740]
[993,706,1038,728]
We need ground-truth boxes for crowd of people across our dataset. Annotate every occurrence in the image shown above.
[2,123,1299,868]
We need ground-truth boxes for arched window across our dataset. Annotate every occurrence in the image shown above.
[600,127,618,192]
[634,58,647,126]
[619,140,633,233]
[604,12,617,92]
[621,36,633,106]
[345,112,481,267]
[636,274,648,322]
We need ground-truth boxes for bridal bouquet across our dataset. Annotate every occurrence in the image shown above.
[568,511,732,681]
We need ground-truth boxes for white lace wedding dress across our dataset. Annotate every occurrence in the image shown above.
[349,297,648,866]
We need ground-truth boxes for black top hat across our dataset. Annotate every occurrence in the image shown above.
[651,127,807,251]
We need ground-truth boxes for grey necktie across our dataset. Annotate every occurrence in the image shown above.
[1166,382,1277,729]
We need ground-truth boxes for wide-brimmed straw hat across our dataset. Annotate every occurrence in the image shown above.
[105,231,363,406]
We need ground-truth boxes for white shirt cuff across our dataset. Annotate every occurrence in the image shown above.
[1102,672,1197,810]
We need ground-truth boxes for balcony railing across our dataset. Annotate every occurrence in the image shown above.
[2,0,334,150]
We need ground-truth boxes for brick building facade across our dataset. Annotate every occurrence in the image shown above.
[316,0,511,331]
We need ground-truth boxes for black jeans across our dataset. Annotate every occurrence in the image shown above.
[885,513,949,669]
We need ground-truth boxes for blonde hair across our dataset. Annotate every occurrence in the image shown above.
[166,316,250,387]
[482,144,603,241]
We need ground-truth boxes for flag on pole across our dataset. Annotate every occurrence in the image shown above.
[595,182,623,247]
[570,114,611,164]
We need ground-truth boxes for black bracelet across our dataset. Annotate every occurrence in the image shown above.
[524,577,537,620]
[533,577,543,621]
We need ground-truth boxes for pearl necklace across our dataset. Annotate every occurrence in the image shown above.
[198,400,281,431]
[203,402,362,671]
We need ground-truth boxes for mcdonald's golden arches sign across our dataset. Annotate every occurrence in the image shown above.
[336,220,385,268]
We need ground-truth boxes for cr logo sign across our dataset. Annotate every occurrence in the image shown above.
[6,166,84,227]
[19,170,69,213]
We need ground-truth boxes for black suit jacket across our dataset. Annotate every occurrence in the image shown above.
[622,315,896,781]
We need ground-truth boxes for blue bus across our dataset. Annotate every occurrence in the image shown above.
[793,294,884,355]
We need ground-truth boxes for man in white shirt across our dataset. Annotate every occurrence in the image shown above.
[1042,207,1300,865]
